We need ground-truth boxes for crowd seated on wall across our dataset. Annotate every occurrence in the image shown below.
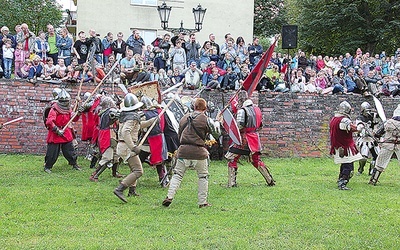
[1,23,400,97]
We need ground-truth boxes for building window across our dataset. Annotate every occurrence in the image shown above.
[130,0,157,6]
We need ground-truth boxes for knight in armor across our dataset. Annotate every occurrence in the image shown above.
[113,93,158,202]
[44,88,82,173]
[369,104,400,185]
[162,98,220,208]
[355,102,380,175]
[80,92,102,169]
[89,96,122,182]
[225,90,275,187]
[329,101,363,190]
[138,95,170,188]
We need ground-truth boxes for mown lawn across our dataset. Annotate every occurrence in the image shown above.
[0,154,399,249]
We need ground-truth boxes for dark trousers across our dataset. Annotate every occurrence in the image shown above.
[339,162,354,180]
[44,142,77,169]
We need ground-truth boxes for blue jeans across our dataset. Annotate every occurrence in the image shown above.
[3,58,13,78]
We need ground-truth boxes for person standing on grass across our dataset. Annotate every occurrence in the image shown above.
[355,102,380,175]
[329,101,363,190]
[162,98,220,208]
[369,105,400,185]
[89,96,122,182]
[113,93,158,202]
[44,89,82,173]
[225,90,275,188]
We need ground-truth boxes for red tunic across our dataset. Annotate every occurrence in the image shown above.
[81,97,100,141]
[45,103,80,144]
[243,106,262,152]
[329,116,358,156]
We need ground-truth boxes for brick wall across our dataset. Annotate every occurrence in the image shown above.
[0,80,398,157]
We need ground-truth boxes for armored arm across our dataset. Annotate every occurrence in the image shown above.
[207,118,221,140]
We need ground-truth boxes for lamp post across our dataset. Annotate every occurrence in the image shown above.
[157,2,206,35]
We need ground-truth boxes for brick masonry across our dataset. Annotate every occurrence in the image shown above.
[0,80,398,157]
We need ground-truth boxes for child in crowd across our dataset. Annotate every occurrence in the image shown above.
[27,55,44,83]
[158,68,171,87]
[76,63,93,83]
[273,73,290,92]
[43,58,57,80]
[55,58,67,79]
[18,59,32,79]
[205,68,220,90]
[2,38,14,79]
[34,31,49,62]
[170,68,184,85]
[14,42,25,79]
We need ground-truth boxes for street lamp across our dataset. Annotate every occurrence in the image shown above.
[157,2,207,35]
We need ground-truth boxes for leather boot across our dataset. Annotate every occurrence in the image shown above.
[113,184,128,203]
[112,163,124,178]
[128,186,140,197]
[369,168,382,186]
[89,155,98,169]
[227,167,238,187]
[94,164,107,179]
[256,165,275,186]
[89,170,98,182]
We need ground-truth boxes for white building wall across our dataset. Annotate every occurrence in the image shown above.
[76,0,254,46]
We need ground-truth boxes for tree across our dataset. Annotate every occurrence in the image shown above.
[254,0,288,37]
[295,0,400,55]
[0,0,63,34]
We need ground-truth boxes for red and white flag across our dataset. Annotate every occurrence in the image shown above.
[222,108,242,145]
[242,38,277,97]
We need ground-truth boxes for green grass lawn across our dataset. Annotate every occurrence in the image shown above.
[1,154,399,249]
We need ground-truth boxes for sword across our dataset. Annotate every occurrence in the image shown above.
[118,83,129,94]
[373,96,386,123]
[161,82,184,95]
[2,116,24,126]
[62,58,121,131]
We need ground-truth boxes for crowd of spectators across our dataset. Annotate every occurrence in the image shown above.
[1,23,400,97]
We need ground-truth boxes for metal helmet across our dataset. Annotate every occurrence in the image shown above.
[141,96,154,109]
[242,99,253,107]
[237,90,249,109]
[100,96,116,109]
[52,88,62,100]
[360,102,372,116]
[208,101,215,113]
[121,93,143,111]
[337,101,352,117]
[83,92,91,102]
[57,89,71,109]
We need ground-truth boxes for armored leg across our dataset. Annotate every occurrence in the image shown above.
[369,160,375,176]
[227,166,238,188]
[94,164,108,179]
[89,155,98,169]
[251,153,275,186]
[227,154,240,187]
[369,168,382,186]
[157,164,169,188]
[358,158,367,174]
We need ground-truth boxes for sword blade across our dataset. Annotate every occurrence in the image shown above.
[3,116,24,126]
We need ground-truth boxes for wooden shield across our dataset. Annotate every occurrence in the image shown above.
[128,81,161,103]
